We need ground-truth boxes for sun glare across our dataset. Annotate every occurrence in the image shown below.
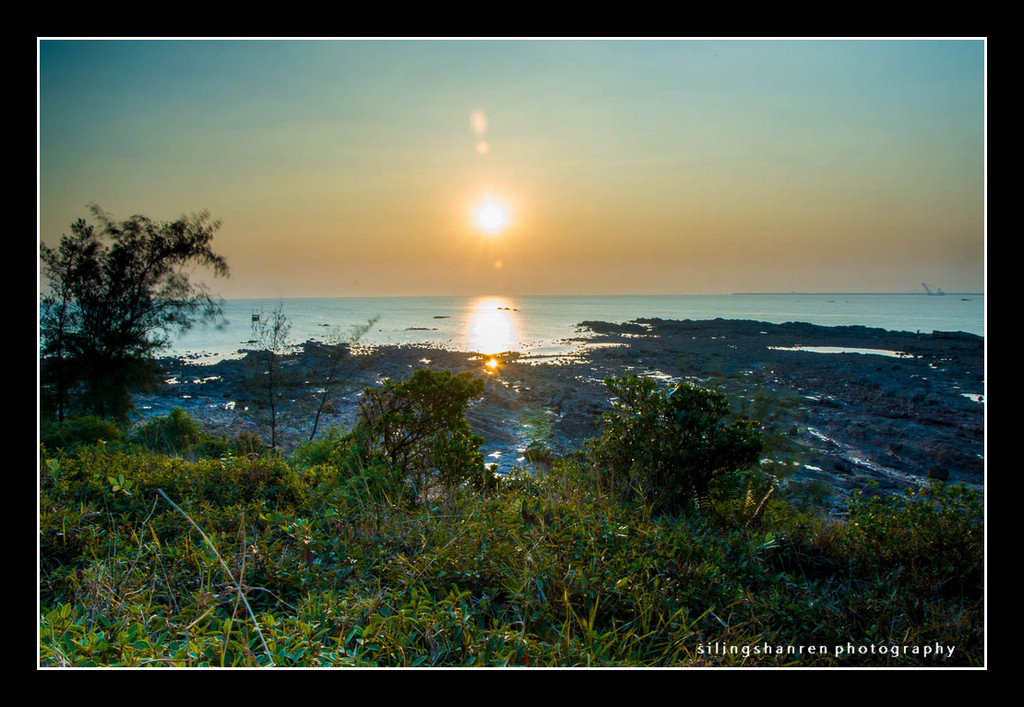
[475,200,509,235]
[468,296,518,355]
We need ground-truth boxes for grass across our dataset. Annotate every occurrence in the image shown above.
[38,415,984,667]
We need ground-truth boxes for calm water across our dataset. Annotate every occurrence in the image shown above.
[167,293,985,362]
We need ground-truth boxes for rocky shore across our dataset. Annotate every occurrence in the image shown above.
[135,317,985,512]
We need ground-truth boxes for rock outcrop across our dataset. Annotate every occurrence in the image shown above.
[134,319,984,510]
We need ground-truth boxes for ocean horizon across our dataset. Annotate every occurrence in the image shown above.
[167,292,985,362]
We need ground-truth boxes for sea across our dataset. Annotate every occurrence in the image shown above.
[167,293,985,363]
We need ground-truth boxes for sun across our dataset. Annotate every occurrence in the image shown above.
[475,199,509,235]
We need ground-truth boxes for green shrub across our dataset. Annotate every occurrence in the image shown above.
[585,375,764,514]
[351,369,492,505]
[840,482,983,598]
[39,414,125,453]
[130,408,230,458]
[230,430,270,458]
[290,425,355,470]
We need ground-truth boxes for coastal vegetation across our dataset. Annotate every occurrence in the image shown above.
[39,206,228,422]
[247,303,292,451]
[39,372,983,667]
[38,208,983,667]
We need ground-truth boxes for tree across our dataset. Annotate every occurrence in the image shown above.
[249,302,292,450]
[40,205,228,421]
[304,316,379,443]
[39,217,98,422]
[586,375,764,514]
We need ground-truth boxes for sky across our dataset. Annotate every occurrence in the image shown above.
[38,38,986,298]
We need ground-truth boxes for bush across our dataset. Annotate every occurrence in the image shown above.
[586,375,764,514]
[230,430,270,458]
[840,482,984,598]
[290,425,355,470]
[39,415,125,453]
[130,408,230,458]
[351,369,491,504]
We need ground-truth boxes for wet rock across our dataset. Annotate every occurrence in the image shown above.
[134,318,983,500]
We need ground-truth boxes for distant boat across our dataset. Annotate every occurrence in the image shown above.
[922,283,946,296]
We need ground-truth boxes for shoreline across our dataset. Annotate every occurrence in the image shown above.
[136,317,985,512]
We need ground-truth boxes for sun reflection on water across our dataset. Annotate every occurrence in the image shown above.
[467,296,519,356]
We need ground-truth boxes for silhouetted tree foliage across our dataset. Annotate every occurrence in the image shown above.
[40,205,228,421]
[307,316,378,443]
[249,302,292,450]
